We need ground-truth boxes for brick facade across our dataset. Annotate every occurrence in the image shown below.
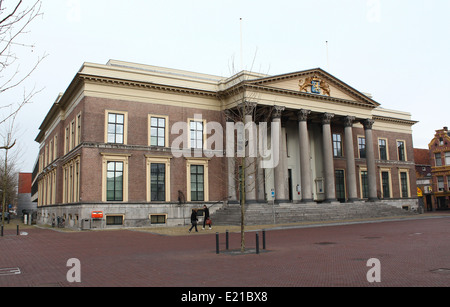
[428,127,450,210]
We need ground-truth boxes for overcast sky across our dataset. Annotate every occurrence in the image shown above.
[5,0,450,172]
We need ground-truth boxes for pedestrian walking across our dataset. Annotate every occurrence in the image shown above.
[202,204,212,230]
[188,209,198,233]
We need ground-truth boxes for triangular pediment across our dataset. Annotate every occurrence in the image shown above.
[247,68,380,108]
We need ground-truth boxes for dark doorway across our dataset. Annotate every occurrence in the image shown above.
[426,195,432,211]
[288,169,293,202]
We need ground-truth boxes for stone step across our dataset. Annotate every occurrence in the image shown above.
[211,201,418,226]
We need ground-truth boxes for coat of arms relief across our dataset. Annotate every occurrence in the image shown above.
[299,76,331,96]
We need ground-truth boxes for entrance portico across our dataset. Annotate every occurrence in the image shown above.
[222,68,416,206]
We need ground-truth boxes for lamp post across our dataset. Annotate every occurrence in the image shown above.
[1,134,15,226]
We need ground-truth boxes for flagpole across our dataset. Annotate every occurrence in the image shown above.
[240,18,243,71]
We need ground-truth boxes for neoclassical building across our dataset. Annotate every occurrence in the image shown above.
[35,60,418,228]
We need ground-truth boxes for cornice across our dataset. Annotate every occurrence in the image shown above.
[79,73,218,98]
[431,165,450,174]
[372,115,418,126]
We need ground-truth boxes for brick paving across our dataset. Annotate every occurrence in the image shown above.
[0,213,449,288]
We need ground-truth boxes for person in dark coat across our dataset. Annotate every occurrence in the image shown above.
[202,204,212,230]
[188,209,198,233]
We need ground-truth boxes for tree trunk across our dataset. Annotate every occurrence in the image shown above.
[240,156,245,252]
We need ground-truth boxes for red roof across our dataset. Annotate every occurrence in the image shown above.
[414,148,430,165]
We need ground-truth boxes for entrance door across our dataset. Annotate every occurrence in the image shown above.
[426,195,432,211]
[335,169,346,203]
[288,169,293,202]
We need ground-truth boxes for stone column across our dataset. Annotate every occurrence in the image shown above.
[362,119,377,201]
[244,112,257,203]
[297,109,313,202]
[273,106,289,203]
[344,116,359,202]
[225,112,237,203]
[322,113,337,202]
[256,130,266,202]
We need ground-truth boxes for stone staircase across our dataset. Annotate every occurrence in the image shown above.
[210,201,419,226]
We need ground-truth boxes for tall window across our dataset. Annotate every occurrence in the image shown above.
[190,165,204,201]
[150,163,166,201]
[332,133,342,157]
[437,176,444,191]
[146,156,171,202]
[445,152,450,165]
[65,126,70,154]
[435,153,442,166]
[400,172,409,198]
[335,170,345,202]
[381,171,390,198]
[63,157,80,204]
[358,137,366,158]
[54,135,58,160]
[107,161,123,201]
[77,113,82,145]
[397,141,406,161]
[71,120,76,149]
[150,117,166,147]
[49,141,53,164]
[107,113,125,144]
[361,170,369,199]
[190,120,204,149]
[379,139,387,160]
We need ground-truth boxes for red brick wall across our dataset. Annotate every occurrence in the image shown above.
[18,173,32,194]
[79,96,227,203]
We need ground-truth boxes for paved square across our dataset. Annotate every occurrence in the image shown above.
[0,214,449,288]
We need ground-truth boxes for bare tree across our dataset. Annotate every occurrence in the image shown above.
[0,0,45,130]
[219,70,274,253]
[0,0,45,223]
[1,112,19,224]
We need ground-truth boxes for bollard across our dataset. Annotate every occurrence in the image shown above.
[216,232,219,254]
[226,230,229,250]
[17,224,19,236]
[262,229,266,250]
[1,225,3,237]
[256,232,259,254]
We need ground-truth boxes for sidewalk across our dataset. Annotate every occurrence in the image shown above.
[129,211,450,236]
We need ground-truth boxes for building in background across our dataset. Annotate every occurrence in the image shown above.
[414,148,433,211]
[429,126,450,210]
[17,172,36,217]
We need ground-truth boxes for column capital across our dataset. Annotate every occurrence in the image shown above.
[297,109,311,121]
[344,116,356,127]
[238,101,257,116]
[322,112,335,125]
[362,118,375,130]
[272,106,285,119]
